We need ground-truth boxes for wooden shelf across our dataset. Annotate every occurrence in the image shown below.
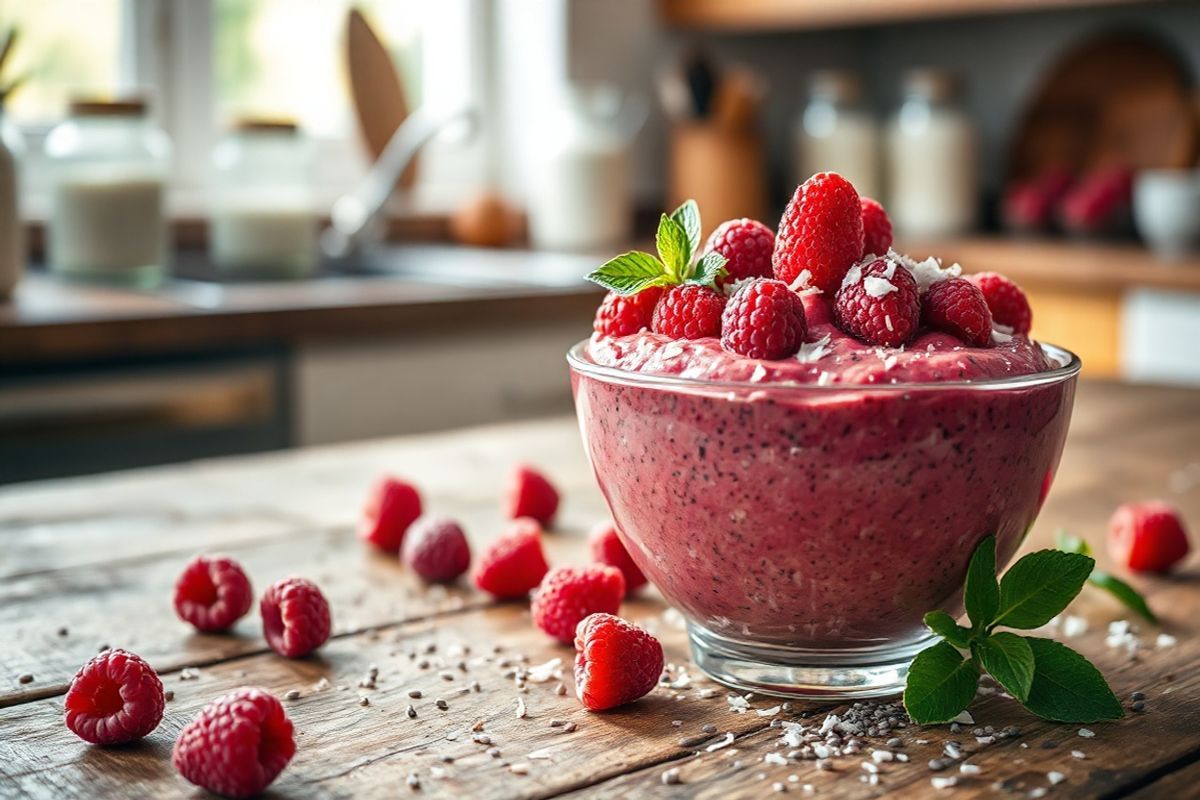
[659,0,1159,32]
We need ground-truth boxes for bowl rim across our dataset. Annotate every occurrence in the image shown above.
[566,338,1082,393]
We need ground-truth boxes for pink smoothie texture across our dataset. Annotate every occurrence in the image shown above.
[571,299,1076,650]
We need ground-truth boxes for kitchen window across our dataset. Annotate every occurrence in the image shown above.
[3,0,485,215]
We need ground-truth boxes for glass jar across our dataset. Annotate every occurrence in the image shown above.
[44,99,171,286]
[886,70,978,238]
[0,103,23,299]
[210,120,318,277]
[794,71,881,201]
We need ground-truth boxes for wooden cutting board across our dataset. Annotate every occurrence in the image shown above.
[346,8,417,187]
[1008,32,1199,180]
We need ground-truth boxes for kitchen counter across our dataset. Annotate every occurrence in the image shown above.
[0,245,604,364]
[0,380,1197,798]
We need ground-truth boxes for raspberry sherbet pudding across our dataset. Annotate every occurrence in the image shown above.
[569,175,1080,697]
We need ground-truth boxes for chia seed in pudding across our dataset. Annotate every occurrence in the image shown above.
[570,300,1076,650]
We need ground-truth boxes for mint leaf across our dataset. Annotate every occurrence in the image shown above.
[965,535,999,631]
[1022,637,1124,722]
[656,214,691,281]
[687,251,727,288]
[671,199,701,262]
[974,631,1034,702]
[1056,530,1091,556]
[1088,570,1158,624]
[924,611,971,648]
[903,641,979,724]
[994,550,1094,629]
[586,251,669,295]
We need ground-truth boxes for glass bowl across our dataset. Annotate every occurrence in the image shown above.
[568,338,1081,699]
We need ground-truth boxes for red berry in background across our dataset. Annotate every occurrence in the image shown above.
[1109,501,1190,574]
[173,687,295,799]
[1058,165,1133,236]
[859,197,894,257]
[921,277,993,347]
[359,476,422,553]
[588,521,647,594]
[968,271,1033,335]
[720,278,808,360]
[506,464,559,525]
[703,218,775,285]
[773,172,865,292]
[574,613,664,712]
[474,517,551,599]
[1002,167,1072,233]
[833,257,921,348]
[64,649,164,745]
[531,565,625,644]
[260,577,331,658]
[593,286,664,337]
[651,284,726,340]
[402,517,471,583]
[174,555,253,633]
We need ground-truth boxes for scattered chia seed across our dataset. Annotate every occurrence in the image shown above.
[98,643,109,652]
[470,681,482,692]
[359,697,370,707]
[928,758,952,771]
[439,671,455,682]
[1131,691,1146,701]
[562,722,577,733]
[679,734,711,748]
[284,690,300,701]
[435,699,449,710]
[1132,700,1146,712]
[702,723,717,734]
[406,771,420,789]
[554,683,567,696]
[406,704,417,719]
[17,674,33,684]
[549,720,565,728]
[887,738,903,748]
[487,747,501,758]
[57,627,69,637]
[164,690,175,702]
[408,689,422,698]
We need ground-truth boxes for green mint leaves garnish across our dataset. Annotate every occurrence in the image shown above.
[904,535,1124,725]
[586,199,726,295]
[1056,531,1158,624]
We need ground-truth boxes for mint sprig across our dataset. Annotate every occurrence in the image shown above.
[586,199,726,295]
[1056,531,1158,624]
[904,535,1124,725]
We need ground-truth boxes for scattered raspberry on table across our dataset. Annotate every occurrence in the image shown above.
[532,564,625,644]
[173,687,295,799]
[1109,501,1191,574]
[588,521,647,594]
[403,516,471,583]
[574,612,664,712]
[359,476,423,553]
[173,554,253,633]
[473,517,551,599]
[506,464,559,526]
[260,577,331,658]
[64,648,164,745]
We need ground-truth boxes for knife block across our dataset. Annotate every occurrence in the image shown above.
[668,122,768,226]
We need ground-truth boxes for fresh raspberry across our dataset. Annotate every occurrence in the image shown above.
[574,613,664,712]
[473,517,551,599]
[833,257,920,348]
[859,197,893,257]
[1108,501,1190,574]
[505,464,559,525]
[260,577,331,658]
[173,555,253,633]
[772,172,864,292]
[968,271,1032,335]
[588,521,647,594]
[703,218,775,285]
[64,649,164,745]
[531,565,625,644]
[593,286,664,337]
[921,277,993,347]
[173,687,295,799]
[720,278,808,359]
[1002,168,1072,233]
[652,284,726,340]
[402,517,471,583]
[359,476,422,553]
[1058,166,1132,235]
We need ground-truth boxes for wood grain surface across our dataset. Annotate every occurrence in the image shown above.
[0,381,1197,798]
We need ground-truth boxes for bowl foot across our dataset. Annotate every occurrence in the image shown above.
[688,623,936,700]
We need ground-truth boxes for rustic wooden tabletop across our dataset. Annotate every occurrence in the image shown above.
[0,381,1196,799]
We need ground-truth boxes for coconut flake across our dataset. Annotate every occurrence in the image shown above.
[889,249,962,292]
[706,732,736,752]
[788,269,814,292]
[795,333,832,363]
[1063,615,1089,638]
[751,364,768,383]
[864,276,898,297]
[840,264,864,291]
[951,710,974,725]
[1156,633,1177,649]
[527,658,563,683]
[727,695,751,713]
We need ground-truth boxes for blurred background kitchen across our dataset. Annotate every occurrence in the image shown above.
[0,0,1197,483]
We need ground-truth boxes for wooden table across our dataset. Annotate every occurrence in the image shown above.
[1,381,1197,799]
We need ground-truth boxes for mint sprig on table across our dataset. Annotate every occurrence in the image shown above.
[1056,531,1158,624]
[586,200,727,295]
[904,536,1124,725]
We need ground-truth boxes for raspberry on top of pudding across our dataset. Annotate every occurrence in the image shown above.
[585,172,1050,387]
